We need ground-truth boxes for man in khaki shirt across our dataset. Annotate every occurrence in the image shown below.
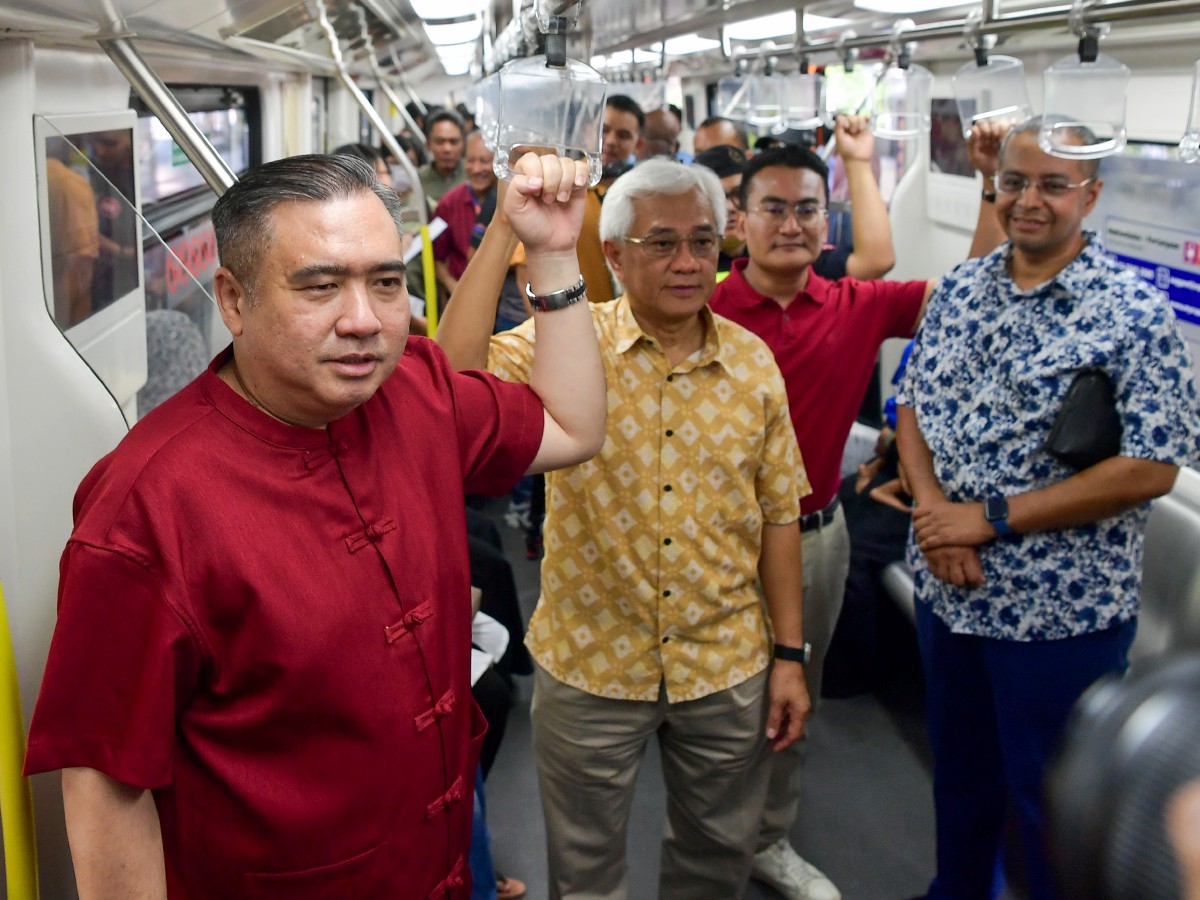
[438,158,811,900]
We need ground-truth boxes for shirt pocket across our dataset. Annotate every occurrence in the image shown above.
[242,841,392,898]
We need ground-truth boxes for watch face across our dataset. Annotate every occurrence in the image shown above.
[985,495,1006,521]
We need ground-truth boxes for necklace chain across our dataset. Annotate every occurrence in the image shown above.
[229,358,314,429]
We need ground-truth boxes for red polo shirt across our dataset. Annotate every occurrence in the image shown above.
[710,258,926,514]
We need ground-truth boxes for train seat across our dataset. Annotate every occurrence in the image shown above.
[878,467,1200,665]
[137,308,208,418]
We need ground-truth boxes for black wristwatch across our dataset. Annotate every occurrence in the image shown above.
[981,189,997,203]
[984,494,1012,537]
[773,643,811,665]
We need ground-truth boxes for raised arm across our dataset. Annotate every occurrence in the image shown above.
[758,520,810,752]
[833,114,896,279]
[966,120,1010,259]
[63,767,167,899]
[504,153,605,472]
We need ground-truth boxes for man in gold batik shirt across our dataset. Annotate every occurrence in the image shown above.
[437,157,812,900]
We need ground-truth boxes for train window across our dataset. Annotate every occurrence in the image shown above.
[131,85,262,361]
[131,85,260,215]
[34,110,147,420]
[929,98,974,178]
[138,109,252,204]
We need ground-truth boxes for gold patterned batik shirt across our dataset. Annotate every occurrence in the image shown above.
[488,296,808,702]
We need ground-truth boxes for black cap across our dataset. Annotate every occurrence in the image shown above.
[694,144,748,179]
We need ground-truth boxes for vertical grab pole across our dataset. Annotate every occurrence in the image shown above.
[0,581,38,899]
[422,226,438,336]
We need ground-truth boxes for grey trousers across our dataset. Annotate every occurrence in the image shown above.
[757,505,851,851]
[531,665,772,900]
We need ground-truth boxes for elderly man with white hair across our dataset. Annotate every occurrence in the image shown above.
[438,158,813,900]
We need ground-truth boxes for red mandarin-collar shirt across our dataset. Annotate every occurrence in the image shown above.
[24,340,543,899]
[710,257,926,514]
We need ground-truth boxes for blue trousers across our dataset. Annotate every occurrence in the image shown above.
[470,768,498,900]
[915,602,1135,900]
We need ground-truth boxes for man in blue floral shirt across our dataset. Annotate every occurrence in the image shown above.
[896,117,1200,900]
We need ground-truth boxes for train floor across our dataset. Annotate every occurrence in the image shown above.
[477,498,951,900]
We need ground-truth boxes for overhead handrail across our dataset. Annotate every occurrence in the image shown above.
[704,0,1200,67]
[1039,0,1130,158]
[315,0,429,224]
[96,34,237,196]
[351,5,427,181]
[952,8,1032,137]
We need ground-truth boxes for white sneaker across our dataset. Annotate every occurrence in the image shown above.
[750,839,841,900]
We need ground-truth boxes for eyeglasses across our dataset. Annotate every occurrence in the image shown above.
[625,233,720,260]
[996,172,1094,198]
[747,201,827,226]
[724,190,743,210]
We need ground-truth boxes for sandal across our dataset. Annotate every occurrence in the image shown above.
[496,874,527,899]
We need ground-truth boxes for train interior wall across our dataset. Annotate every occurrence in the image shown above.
[2,20,1200,895]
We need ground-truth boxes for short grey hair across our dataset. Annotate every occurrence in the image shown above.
[212,154,404,294]
[999,116,1102,181]
[599,159,726,243]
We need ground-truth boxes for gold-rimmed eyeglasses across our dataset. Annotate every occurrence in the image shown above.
[625,233,721,259]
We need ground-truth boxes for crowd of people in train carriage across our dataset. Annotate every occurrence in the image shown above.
[21,79,1200,900]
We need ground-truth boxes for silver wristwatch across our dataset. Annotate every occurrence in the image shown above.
[524,276,587,312]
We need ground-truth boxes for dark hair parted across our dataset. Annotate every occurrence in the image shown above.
[740,144,830,209]
[999,116,1102,182]
[212,154,404,292]
[606,94,646,132]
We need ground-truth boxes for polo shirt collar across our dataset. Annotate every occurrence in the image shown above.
[613,295,730,374]
[724,256,832,308]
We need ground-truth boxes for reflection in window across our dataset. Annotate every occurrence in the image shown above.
[137,109,251,205]
[44,129,140,329]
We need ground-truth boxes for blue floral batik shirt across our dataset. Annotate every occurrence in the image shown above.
[898,234,1200,641]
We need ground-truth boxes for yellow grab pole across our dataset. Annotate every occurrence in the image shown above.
[421,223,438,337]
[0,581,38,898]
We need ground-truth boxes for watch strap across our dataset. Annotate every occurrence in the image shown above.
[525,276,587,312]
[985,494,1012,537]
[773,643,811,665]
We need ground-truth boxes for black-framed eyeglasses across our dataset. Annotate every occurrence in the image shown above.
[625,233,720,260]
[996,172,1094,198]
[724,189,743,210]
[747,201,827,226]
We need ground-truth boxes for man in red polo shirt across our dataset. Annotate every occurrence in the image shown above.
[710,142,934,900]
[23,151,603,899]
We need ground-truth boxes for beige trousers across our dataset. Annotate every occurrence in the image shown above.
[531,665,772,900]
[757,505,851,850]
